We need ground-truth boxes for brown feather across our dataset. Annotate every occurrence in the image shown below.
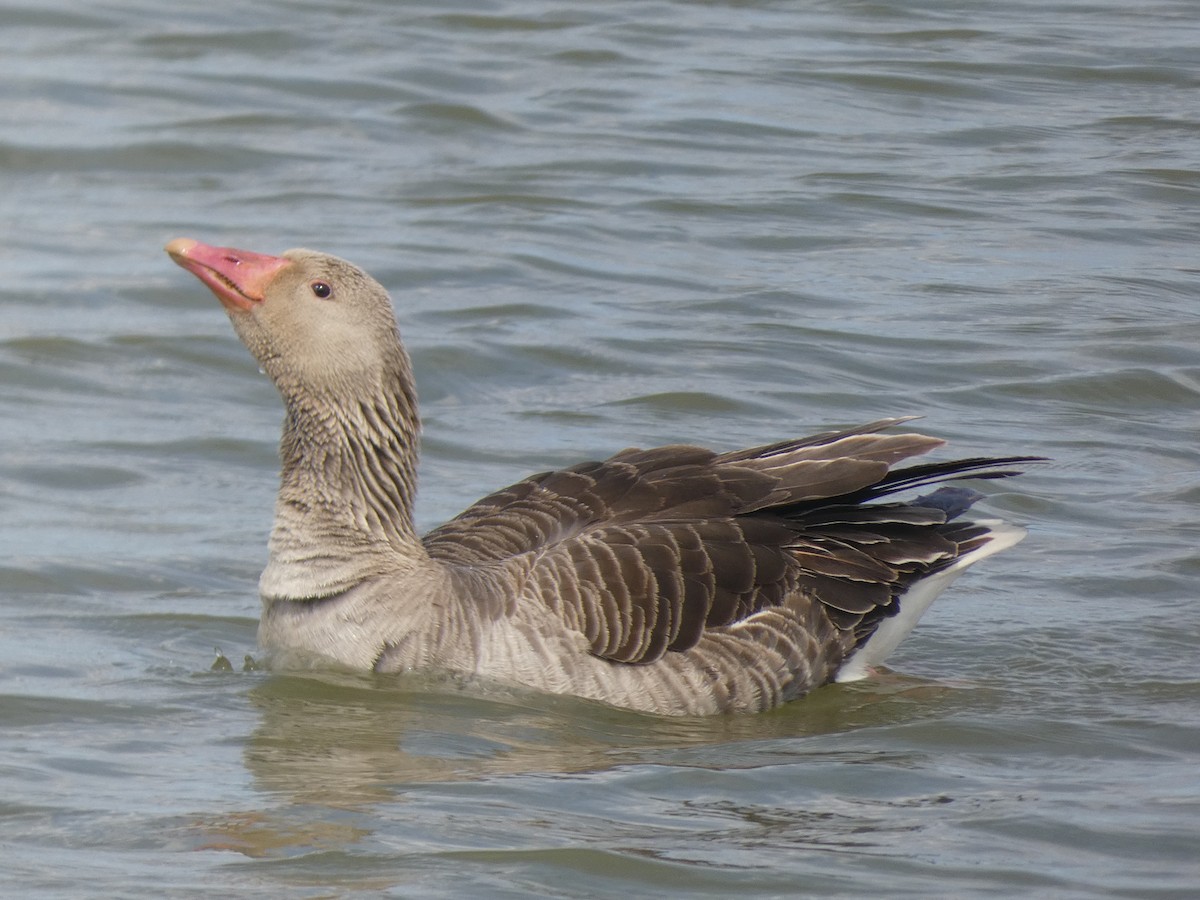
[424,420,1034,668]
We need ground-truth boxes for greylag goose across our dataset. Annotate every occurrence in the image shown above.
[166,238,1037,716]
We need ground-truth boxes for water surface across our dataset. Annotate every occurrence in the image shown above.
[2,1,1198,897]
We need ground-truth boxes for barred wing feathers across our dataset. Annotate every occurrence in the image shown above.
[423,419,1035,669]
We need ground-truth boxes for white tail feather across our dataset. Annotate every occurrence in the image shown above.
[834,521,1026,682]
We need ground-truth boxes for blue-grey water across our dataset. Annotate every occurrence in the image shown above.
[2,1,1198,897]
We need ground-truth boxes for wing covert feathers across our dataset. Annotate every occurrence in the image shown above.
[423,420,1036,675]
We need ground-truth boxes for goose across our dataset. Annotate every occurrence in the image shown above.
[166,238,1037,716]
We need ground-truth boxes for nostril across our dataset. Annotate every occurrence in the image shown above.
[223,254,242,265]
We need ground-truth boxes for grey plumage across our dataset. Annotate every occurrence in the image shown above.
[167,239,1039,716]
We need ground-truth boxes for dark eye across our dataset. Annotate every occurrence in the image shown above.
[310,281,333,299]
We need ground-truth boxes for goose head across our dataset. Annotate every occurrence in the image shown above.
[165,238,409,403]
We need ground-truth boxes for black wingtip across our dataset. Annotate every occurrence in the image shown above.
[839,455,1048,506]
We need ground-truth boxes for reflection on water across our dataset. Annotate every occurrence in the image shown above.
[184,668,971,862]
[238,670,963,802]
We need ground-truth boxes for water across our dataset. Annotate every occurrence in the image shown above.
[2,0,1198,896]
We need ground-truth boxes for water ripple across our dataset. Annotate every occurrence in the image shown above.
[2,0,1199,897]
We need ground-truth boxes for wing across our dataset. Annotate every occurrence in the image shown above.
[422,419,1036,665]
